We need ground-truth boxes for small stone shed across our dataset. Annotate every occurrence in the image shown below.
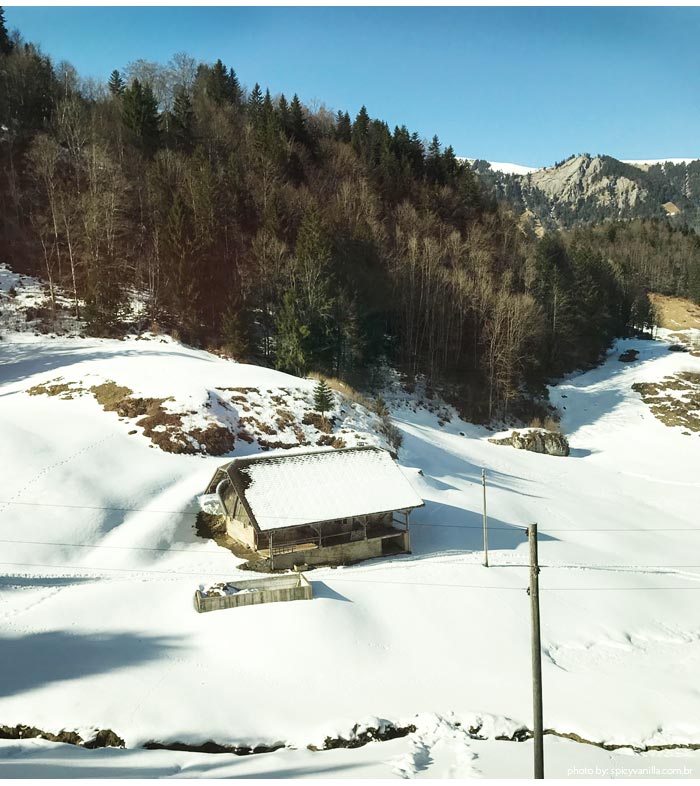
[201,446,423,570]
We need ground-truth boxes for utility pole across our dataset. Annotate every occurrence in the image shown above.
[528,523,544,779]
[481,469,489,567]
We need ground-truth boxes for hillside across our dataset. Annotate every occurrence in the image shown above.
[3,268,700,775]
[471,154,700,231]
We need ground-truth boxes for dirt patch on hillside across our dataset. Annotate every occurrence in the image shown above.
[632,372,700,433]
[27,378,235,456]
[27,379,89,400]
[649,293,700,330]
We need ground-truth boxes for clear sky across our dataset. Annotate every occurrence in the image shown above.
[5,5,700,167]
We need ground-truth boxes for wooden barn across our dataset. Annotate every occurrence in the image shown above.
[200,446,424,570]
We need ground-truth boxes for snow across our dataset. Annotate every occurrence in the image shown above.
[3,269,700,775]
[228,447,423,531]
[200,582,257,597]
[623,158,699,168]
[459,157,700,177]
[483,160,539,175]
[460,157,539,175]
[1,731,698,779]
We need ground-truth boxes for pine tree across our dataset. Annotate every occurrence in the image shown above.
[248,82,263,116]
[426,135,444,183]
[277,93,290,135]
[313,377,334,415]
[221,304,248,357]
[122,78,160,154]
[275,291,309,376]
[108,69,125,96]
[171,85,194,150]
[227,66,242,104]
[206,59,240,106]
[0,7,13,56]
[262,88,274,123]
[259,88,279,153]
[335,110,351,143]
[289,93,307,145]
[351,106,370,155]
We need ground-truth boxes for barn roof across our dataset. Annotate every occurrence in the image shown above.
[207,446,423,532]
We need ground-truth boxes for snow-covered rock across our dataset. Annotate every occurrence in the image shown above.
[489,428,570,457]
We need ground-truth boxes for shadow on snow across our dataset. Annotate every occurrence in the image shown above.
[0,630,181,698]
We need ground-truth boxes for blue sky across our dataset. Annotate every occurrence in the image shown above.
[5,6,700,167]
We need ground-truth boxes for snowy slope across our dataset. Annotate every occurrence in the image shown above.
[1,731,698,779]
[3,286,700,774]
[623,158,699,169]
[482,160,539,176]
[461,158,539,175]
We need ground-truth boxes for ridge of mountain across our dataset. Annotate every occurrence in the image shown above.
[466,153,700,230]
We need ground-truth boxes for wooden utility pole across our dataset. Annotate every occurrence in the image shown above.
[481,469,489,567]
[528,523,544,779]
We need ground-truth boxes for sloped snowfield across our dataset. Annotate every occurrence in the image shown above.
[2,284,700,776]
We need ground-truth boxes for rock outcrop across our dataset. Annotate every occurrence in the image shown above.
[489,429,570,457]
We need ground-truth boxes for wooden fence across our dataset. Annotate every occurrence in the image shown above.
[193,572,312,613]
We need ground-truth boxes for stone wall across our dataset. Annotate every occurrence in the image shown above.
[270,531,409,571]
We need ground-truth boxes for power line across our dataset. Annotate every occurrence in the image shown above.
[540,563,700,569]
[0,561,236,579]
[2,561,700,592]
[0,499,201,516]
[540,527,700,533]
[3,499,700,533]
[3,538,700,571]
[0,537,231,556]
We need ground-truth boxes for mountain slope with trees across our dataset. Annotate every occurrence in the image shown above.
[0,10,697,421]
[471,153,700,231]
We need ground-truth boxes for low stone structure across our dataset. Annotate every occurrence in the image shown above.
[194,573,312,613]
[489,429,570,457]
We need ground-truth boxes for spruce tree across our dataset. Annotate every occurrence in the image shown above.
[0,7,13,56]
[248,82,263,116]
[108,69,125,96]
[171,85,194,150]
[227,66,242,104]
[275,291,309,376]
[351,106,370,155]
[277,93,290,135]
[313,377,334,416]
[259,88,279,153]
[335,110,351,143]
[122,78,160,154]
[426,135,444,183]
[209,59,228,104]
[206,59,240,106]
[289,94,307,145]
[262,88,274,123]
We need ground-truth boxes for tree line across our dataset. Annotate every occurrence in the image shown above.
[0,10,694,421]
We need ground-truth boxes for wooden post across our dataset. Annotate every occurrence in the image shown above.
[482,469,489,567]
[528,523,544,779]
[405,510,411,552]
[269,530,274,572]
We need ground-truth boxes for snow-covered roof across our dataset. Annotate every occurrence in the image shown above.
[215,447,423,532]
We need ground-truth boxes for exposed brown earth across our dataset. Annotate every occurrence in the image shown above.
[632,372,700,433]
[649,293,700,331]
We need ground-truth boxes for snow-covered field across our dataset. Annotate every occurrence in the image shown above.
[2,270,700,777]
